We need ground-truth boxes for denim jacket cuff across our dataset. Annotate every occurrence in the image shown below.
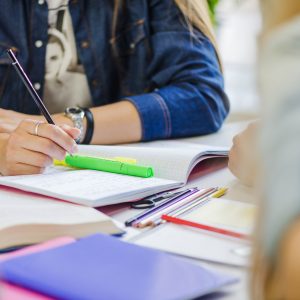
[126,92,172,141]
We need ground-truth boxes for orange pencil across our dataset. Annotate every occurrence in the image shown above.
[161,214,250,240]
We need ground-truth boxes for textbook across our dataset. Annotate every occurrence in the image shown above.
[0,187,122,249]
[0,234,237,300]
[0,141,228,207]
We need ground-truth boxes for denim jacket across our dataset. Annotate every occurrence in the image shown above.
[0,0,229,141]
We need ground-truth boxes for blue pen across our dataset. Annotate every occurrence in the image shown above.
[125,188,198,227]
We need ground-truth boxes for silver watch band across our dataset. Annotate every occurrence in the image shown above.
[64,107,85,143]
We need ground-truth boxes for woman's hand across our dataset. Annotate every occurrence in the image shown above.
[0,109,33,133]
[0,119,80,176]
[228,122,259,186]
[0,108,73,134]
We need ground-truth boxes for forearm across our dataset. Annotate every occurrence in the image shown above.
[55,82,227,143]
[53,101,142,145]
[89,101,142,145]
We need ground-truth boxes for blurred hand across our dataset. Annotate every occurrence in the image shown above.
[253,218,300,300]
[228,122,259,186]
[0,119,80,175]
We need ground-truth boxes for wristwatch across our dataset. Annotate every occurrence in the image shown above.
[64,107,85,143]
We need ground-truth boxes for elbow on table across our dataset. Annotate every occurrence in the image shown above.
[195,91,230,136]
[208,97,230,133]
[185,81,230,136]
[171,100,229,139]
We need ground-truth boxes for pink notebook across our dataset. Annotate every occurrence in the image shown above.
[0,237,75,300]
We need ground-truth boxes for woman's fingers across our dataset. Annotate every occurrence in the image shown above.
[5,163,45,176]
[34,123,78,154]
[19,120,78,154]
[12,148,53,168]
[18,134,66,161]
[228,123,259,186]
[0,119,81,176]
[60,124,81,140]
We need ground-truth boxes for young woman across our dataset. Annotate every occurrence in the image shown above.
[245,1,300,299]
[0,0,229,175]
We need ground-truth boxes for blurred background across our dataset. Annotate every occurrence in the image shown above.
[214,0,261,121]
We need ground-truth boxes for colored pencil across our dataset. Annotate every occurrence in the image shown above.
[161,214,250,240]
[144,187,218,227]
[170,187,228,218]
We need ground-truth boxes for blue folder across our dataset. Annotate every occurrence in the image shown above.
[0,234,237,300]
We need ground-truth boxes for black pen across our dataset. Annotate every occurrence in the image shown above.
[6,49,55,124]
[7,49,75,156]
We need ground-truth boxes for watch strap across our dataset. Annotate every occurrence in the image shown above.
[82,108,94,144]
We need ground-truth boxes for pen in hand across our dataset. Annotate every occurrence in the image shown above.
[7,49,55,124]
[6,48,77,156]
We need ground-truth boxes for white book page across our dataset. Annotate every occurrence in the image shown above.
[0,187,109,229]
[78,142,228,183]
[0,167,179,207]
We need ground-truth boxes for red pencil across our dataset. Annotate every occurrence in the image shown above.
[161,214,250,240]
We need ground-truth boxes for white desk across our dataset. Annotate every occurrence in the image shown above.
[0,121,253,299]
[112,121,254,300]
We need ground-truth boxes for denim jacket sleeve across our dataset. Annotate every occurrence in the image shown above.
[127,0,229,141]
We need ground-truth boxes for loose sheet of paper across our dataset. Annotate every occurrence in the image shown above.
[185,198,256,233]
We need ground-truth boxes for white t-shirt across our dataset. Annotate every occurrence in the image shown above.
[44,0,92,114]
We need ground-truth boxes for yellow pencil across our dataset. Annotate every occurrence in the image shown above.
[170,187,228,218]
[212,187,228,198]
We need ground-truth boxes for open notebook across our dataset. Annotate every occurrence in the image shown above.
[0,186,122,249]
[0,141,228,207]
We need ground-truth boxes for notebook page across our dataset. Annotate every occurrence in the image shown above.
[78,145,189,181]
[78,143,227,182]
[0,167,179,207]
[129,140,227,150]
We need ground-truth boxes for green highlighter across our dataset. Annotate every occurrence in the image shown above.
[65,155,154,178]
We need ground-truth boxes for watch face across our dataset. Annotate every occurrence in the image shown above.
[68,107,83,115]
